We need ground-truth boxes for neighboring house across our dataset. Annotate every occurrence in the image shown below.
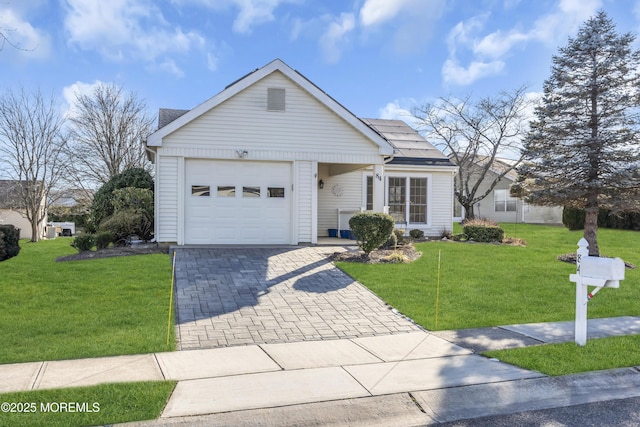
[453,157,563,224]
[0,180,47,240]
[145,59,457,245]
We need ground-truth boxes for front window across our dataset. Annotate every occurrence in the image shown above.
[388,177,406,223]
[494,189,517,212]
[410,178,427,223]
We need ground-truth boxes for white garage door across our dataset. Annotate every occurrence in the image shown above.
[185,159,292,244]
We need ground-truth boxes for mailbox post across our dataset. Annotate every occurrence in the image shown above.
[569,238,625,346]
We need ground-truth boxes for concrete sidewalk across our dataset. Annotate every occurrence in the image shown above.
[1,316,639,426]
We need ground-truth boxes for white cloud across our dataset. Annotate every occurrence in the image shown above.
[207,52,219,71]
[319,13,355,64]
[360,0,412,27]
[0,7,51,59]
[64,0,206,72]
[173,0,299,34]
[62,80,106,119]
[442,58,505,86]
[442,0,602,86]
[154,59,185,78]
[359,0,445,55]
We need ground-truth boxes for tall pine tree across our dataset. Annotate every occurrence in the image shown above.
[518,10,640,256]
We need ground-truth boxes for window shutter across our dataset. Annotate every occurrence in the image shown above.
[267,88,286,111]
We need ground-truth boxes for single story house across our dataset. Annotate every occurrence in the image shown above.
[453,157,562,224]
[0,180,47,240]
[145,59,457,245]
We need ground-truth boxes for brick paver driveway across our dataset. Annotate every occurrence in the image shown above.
[173,246,420,350]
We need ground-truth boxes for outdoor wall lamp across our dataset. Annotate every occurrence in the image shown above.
[375,173,382,181]
[318,179,324,189]
[236,149,248,158]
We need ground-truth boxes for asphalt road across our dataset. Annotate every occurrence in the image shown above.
[437,396,640,427]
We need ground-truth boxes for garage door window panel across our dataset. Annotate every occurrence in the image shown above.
[268,187,285,198]
[243,186,261,198]
[217,186,236,197]
[191,185,210,196]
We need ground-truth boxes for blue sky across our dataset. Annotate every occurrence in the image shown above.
[1,0,639,123]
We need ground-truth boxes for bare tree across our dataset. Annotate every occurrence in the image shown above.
[0,88,67,242]
[66,83,154,188]
[412,86,532,219]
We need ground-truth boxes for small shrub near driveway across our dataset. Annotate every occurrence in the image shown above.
[349,212,394,255]
[95,231,114,249]
[71,234,95,252]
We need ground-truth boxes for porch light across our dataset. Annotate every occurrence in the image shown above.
[318,179,324,189]
[375,173,382,181]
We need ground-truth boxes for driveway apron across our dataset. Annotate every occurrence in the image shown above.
[173,246,420,350]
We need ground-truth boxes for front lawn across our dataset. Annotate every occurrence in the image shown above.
[0,381,176,427]
[337,224,640,330]
[0,238,174,364]
[484,335,640,376]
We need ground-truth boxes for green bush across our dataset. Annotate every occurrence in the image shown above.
[562,207,586,230]
[349,212,395,255]
[71,234,95,252]
[99,209,152,244]
[393,229,405,244]
[409,229,425,239]
[0,225,21,261]
[95,231,113,249]
[463,225,505,242]
[90,168,154,229]
[382,231,397,249]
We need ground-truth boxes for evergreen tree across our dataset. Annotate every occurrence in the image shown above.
[517,10,640,256]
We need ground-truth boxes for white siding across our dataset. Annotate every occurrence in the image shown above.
[317,165,365,236]
[427,171,455,236]
[296,161,313,243]
[161,71,383,165]
[0,209,36,240]
[318,166,455,238]
[157,156,179,242]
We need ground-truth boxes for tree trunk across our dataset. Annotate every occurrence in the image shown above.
[463,203,475,220]
[30,221,40,243]
[584,206,599,256]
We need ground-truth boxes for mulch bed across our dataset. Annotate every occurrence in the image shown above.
[57,244,170,262]
[331,244,421,264]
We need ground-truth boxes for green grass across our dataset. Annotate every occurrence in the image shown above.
[337,224,640,330]
[0,381,176,427]
[0,238,175,364]
[484,335,640,376]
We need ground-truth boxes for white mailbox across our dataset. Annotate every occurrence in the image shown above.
[569,238,625,346]
[572,254,625,288]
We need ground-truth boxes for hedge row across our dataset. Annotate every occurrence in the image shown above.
[563,207,640,231]
[463,224,505,243]
[0,224,21,262]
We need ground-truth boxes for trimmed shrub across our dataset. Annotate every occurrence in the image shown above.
[95,231,113,249]
[562,207,586,230]
[99,210,147,245]
[71,234,95,252]
[349,212,395,255]
[463,224,505,243]
[409,229,424,239]
[382,231,397,249]
[393,229,405,245]
[0,224,21,260]
[90,168,154,230]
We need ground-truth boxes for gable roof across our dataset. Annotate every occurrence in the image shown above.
[451,155,519,181]
[147,59,394,155]
[0,180,24,209]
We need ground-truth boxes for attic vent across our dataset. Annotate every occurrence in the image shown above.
[267,88,286,111]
